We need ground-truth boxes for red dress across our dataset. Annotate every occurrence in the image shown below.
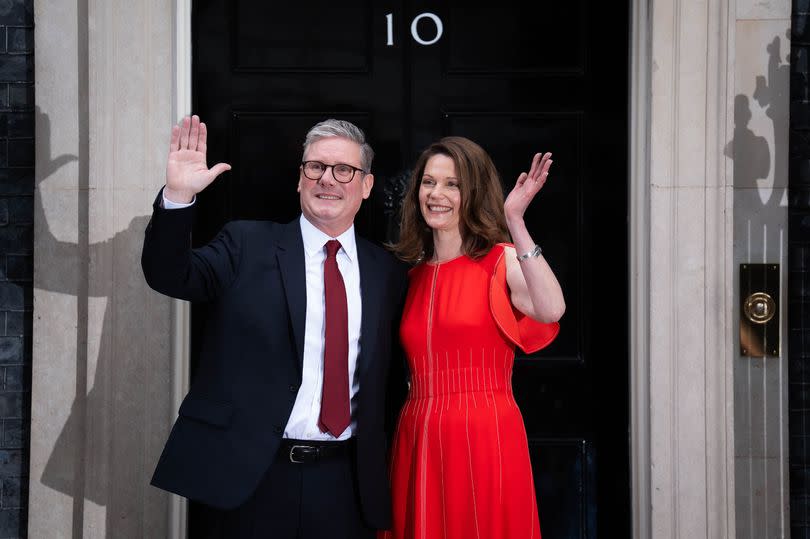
[381,244,559,539]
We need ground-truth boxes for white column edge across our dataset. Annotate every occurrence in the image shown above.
[630,0,652,536]
[169,0,192,537]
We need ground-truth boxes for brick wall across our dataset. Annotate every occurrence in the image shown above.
[0,0,33,537]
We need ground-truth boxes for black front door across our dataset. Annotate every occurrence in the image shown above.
[192,2,629,537]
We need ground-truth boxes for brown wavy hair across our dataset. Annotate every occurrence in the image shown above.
[392,136,510,263]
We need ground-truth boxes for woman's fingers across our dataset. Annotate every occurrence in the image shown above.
[530,156,552,185]
[541,157,552,178]
[536,153,552,178]
[527,153,541,179]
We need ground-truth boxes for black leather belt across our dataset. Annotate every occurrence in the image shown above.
[280,438,354,464]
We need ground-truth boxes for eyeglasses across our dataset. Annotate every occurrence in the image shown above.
[301,161,366,183]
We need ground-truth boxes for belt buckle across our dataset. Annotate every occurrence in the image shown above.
[289,444,317,464]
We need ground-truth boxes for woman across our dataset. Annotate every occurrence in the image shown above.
[382,137,565,539]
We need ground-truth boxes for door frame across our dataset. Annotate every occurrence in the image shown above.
[170,2,651,538]
[169,1,193,538]
[629,0,651,536]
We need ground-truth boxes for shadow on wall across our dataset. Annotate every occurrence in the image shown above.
[724,32,790,539]
[33,105,164,537]
[725,34,789,228]
[727,95,770,188]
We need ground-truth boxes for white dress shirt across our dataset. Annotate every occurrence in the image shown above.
[162,191,362,440]
[285,215,362,440]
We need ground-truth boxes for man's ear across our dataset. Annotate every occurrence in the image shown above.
[362,173,374,200]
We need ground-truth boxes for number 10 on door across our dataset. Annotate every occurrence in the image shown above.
[386,13,444,46]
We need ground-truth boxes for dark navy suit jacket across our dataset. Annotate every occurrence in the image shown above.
[141,190,407,529]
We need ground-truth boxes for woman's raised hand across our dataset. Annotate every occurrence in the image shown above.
[503,152,552,224]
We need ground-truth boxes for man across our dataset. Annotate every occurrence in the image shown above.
[142,115,407,538]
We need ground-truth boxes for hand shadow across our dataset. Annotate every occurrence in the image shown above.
[34,106,167,537]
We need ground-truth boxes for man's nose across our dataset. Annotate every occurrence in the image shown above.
[318,166,338,185]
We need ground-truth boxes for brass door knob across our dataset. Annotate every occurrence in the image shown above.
[740,264,779,357]
[744,292,775,324]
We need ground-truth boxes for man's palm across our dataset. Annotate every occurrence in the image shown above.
[167,148,219,193]
[164,115,231,202]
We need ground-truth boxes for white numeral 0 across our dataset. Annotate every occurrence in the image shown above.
[386,12,444,46]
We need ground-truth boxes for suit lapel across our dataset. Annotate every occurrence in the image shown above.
[277,222,384,378]
[357,236,383,381]
[277,220,307,371]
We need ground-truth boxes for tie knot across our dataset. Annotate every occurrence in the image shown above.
[325,239,342,259]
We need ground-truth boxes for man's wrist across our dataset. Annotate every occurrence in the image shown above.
[163,186,195,204]
[162,187,196,209]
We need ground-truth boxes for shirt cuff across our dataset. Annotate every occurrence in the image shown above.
[162,189,195,209]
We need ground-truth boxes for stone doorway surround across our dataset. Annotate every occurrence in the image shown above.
[635,0,737,534]
[30,0,794,537]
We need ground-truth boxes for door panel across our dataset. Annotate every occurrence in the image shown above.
[192,1,628,537]
[233,1,374,72]
[531,439,596,538]
[444,4,586,74]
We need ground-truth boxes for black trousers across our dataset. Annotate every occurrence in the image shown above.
[193,439,376,539]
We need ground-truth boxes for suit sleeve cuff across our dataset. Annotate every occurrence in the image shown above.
[162,189,196,209]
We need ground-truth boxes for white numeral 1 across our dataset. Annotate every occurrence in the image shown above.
[386,13,394,46]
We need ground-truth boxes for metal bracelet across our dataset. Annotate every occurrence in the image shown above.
[516,244,542,262]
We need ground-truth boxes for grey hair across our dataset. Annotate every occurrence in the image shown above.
[302,119,375,172]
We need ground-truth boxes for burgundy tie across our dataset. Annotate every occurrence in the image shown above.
[318,240,350,436]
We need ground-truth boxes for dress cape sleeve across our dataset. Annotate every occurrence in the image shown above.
[488,244,560,353]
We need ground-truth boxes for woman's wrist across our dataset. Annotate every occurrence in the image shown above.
[505,213,525,229]
[515,244,542,262]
